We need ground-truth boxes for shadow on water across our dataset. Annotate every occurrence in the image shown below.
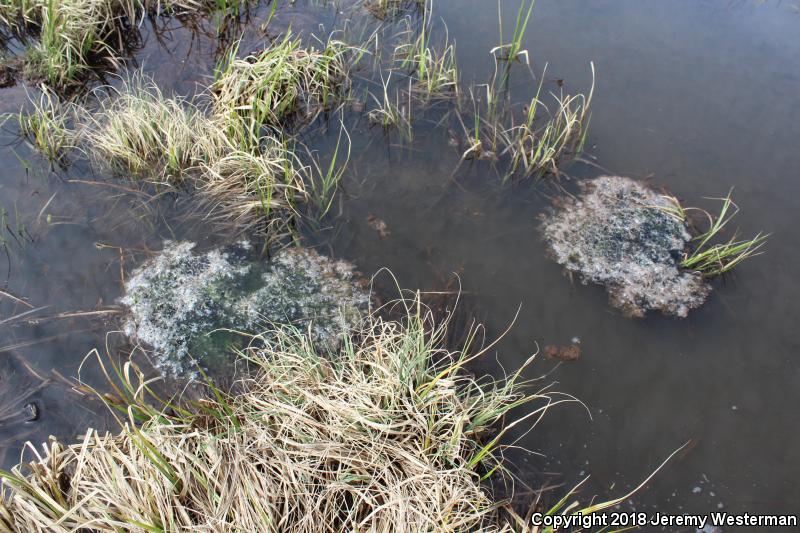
[1,0,799,530]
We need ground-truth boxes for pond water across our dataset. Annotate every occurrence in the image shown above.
[1,1,799,531]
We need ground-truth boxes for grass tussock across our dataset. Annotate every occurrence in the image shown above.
[0,0,260,87]
[0,303,567,532]
[0,0,135,86]
[211,34,352,151]
[82,79,230,180]
[17,85,76,163]
[199,146,307,231]
[14,75,311,237]
[84,78,309,236]
[455,63,594,181]
[659,191,769,277]
[363,0,426,21]
[499,64,593,180]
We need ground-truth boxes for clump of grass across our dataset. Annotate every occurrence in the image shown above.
[367,71,413,140]
[81,78,229,180]
[17,85,76,163]
[498,64,594,180]
[0,301,567,531]
[394,14,458,100]
[448,0,592,181]
[4,0,136,87]
[211,33,352,151]
[13,74,312,237]
[14,48,349,238]
[79,77,312,237]
[199,146,307,235]
[673,191,768,277]
[363,0,426,21]
[454,63,593,180]
[0,1,261,87]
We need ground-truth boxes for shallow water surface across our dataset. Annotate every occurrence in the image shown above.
[1,1,799,530]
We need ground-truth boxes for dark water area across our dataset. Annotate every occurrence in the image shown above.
[1,1,799,531]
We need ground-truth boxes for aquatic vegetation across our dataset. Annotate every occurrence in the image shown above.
[498,64,593,180]
[8,0,124,86]
[0,0,259,87]
[17,86,76,163]
[306,125,350,219]
[452,60,593,181]
[0,299,564,532]
[211,33,352,150]
[367,71,413,140]
[120,241,370,377]
[15,67,350,235]
[82,78,229,179]
[437,0,592,181]
[394,15,458,100]
[542,176,710,317]
[674,192,768,277]
[492,0,535,63]
[13,76,308,235]
[200,146,307,231]
[82,77,338,232]
[363,0,426,21]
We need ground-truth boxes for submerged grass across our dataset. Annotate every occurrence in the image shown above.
[0,302,567,531]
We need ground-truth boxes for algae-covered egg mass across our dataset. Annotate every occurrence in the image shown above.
[120,241,370,377]
[541,176,710,317]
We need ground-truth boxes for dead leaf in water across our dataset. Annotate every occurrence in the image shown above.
[367,214,391,239]
[543,344,581,361]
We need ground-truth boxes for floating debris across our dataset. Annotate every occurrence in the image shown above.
[121,241,371,377]
[543,344,581,362]
[541,176,710,317]
[0,355,48,428]
[366,214,391,239]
